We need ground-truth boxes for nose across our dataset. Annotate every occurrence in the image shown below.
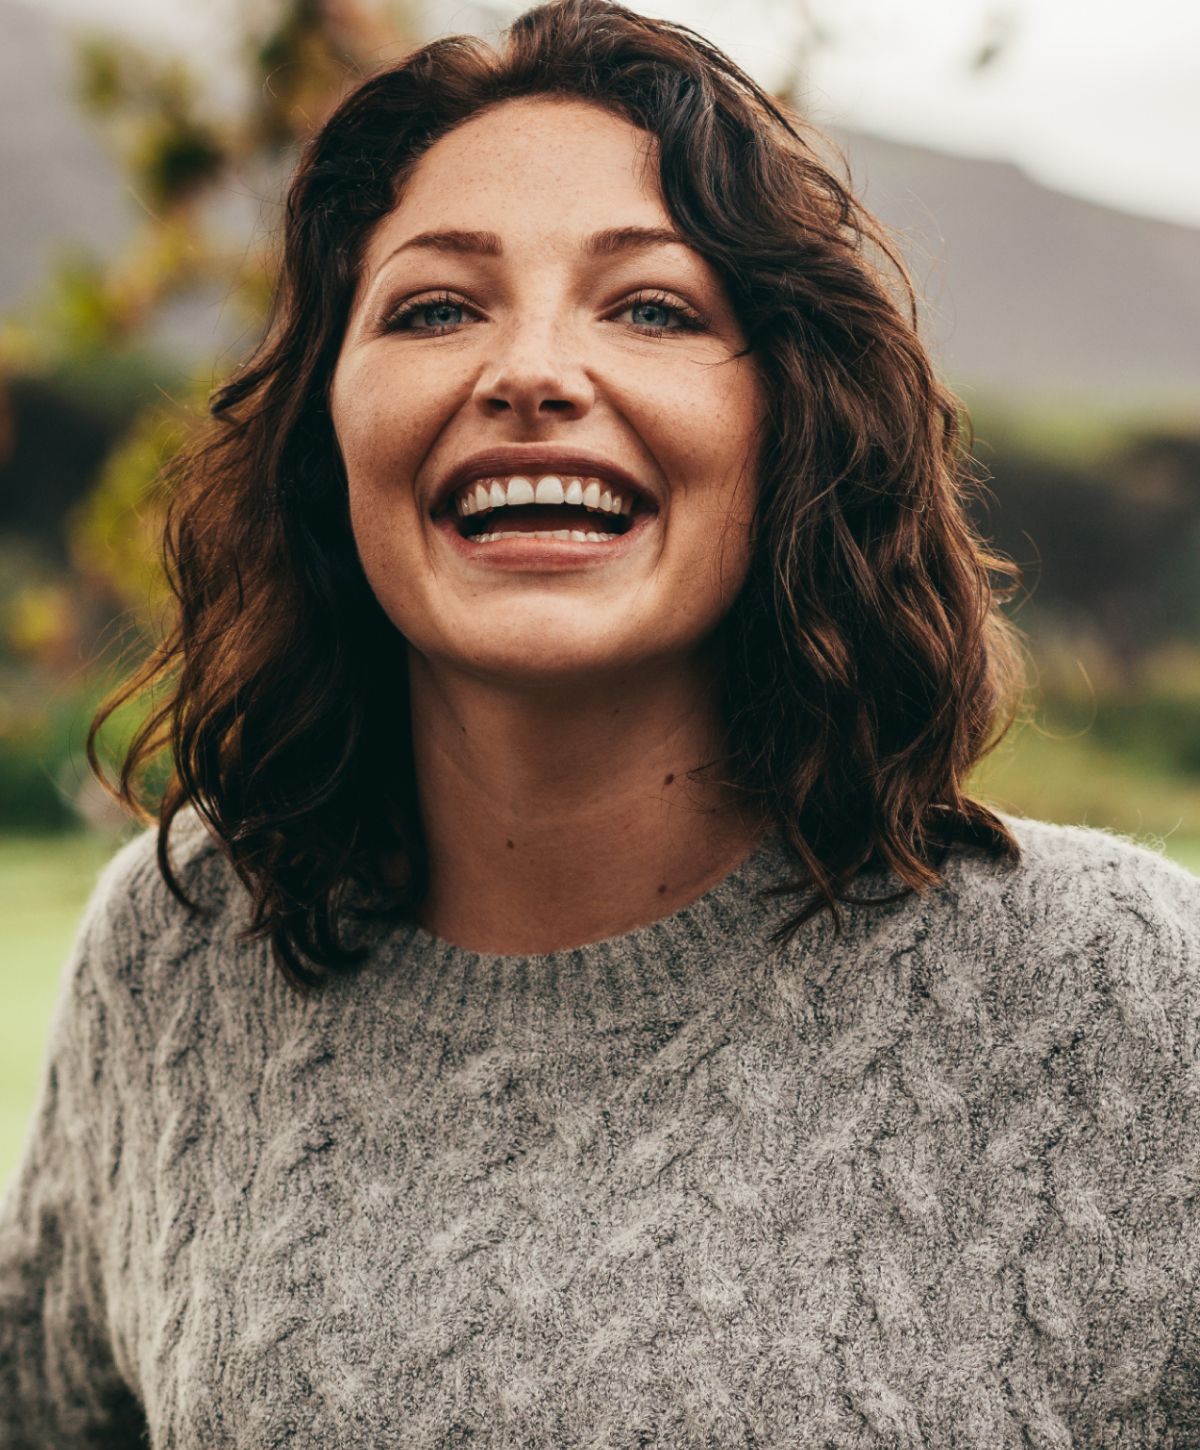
[471,315,595,426]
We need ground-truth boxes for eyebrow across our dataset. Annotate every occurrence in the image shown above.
[370,225,695,282]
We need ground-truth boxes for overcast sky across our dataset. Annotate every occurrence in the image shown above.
[33,0,1200,229]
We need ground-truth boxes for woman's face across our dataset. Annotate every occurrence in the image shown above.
[330,96,765,686]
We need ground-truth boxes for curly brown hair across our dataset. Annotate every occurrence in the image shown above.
[89,0,1031,991]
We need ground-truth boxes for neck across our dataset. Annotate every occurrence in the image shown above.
[405,648,766,954]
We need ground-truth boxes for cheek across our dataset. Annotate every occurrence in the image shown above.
[342,441,414,593]
[654,364,761,597]
[664,499,755,615]
[331,384,428,608]
[332,354,459,497]
[650,400,759,588]
[628,353,761,486]
[337,400,416,488]
[334,397,444,606]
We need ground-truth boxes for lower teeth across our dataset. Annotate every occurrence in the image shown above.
[469,529,617,543]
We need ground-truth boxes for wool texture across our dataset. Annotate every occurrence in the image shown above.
[2,808,1200,1448]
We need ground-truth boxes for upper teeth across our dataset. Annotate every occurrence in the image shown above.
[454,475,633,517]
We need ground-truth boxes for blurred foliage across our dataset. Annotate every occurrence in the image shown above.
[3,581,76,665]
[69,389,203,617]
[0,1,417,831]
[1,0,419,492]
[0,654,175,834]
[47,1,413,613]
[966,418,1200,685]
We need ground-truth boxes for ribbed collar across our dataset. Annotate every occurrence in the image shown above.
[367,822,823,1033]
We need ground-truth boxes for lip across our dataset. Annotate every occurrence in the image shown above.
[433,503,659,569]
[429,446,660,519]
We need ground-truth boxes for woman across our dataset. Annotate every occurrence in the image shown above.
[3,0,1198,1444]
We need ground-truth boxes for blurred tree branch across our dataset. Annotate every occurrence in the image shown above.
[0,1,417,635]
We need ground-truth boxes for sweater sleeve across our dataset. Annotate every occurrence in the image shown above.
[1133,844,1200,1434]
[1031,827,1200,1437]
[0,834,154,1449]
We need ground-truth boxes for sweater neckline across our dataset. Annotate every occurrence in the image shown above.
[403,821,796,960]
[372,822,814,1026]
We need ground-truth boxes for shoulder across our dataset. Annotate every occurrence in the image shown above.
[74,805,249,992]
[86,805,232,927]
[954,809,1200,943]
[838,809,1199,958]
[31,810,253,1137]
[933,810,1200,1033]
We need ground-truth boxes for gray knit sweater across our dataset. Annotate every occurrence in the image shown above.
[3,808,1200,1448]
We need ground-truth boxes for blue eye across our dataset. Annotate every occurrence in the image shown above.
[384,296,470,333]
[630,300,673,329]
[381,289,706,337]
[417,302,463,329]
[618,292,706,335]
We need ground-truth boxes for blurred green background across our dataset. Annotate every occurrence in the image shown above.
[2,0,1198,1189]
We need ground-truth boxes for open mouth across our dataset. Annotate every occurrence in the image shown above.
[441,473,649,544]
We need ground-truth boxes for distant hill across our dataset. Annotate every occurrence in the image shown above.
[827,126,1200,414]
[2,0,1198,413]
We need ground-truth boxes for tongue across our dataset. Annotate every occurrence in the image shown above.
[479,504,617,534]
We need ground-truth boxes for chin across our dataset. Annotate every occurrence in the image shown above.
[450,635,655,685]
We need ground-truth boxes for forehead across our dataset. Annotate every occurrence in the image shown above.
[360,97,669,269]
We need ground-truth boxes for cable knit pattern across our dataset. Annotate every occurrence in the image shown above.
[2,809,1200,1447]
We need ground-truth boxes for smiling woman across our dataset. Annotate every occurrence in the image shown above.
[4,0,1200,1445]
[85,0,1038,975]
[331,99,763,734]
[325,91,780,952]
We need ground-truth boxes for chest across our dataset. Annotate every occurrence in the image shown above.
[116,1018,1193,1447]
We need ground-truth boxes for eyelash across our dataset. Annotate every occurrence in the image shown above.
[380,289,706,338]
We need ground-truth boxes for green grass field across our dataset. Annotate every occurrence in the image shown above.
[1,832,121,1190]
[2,747,1198,1191]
